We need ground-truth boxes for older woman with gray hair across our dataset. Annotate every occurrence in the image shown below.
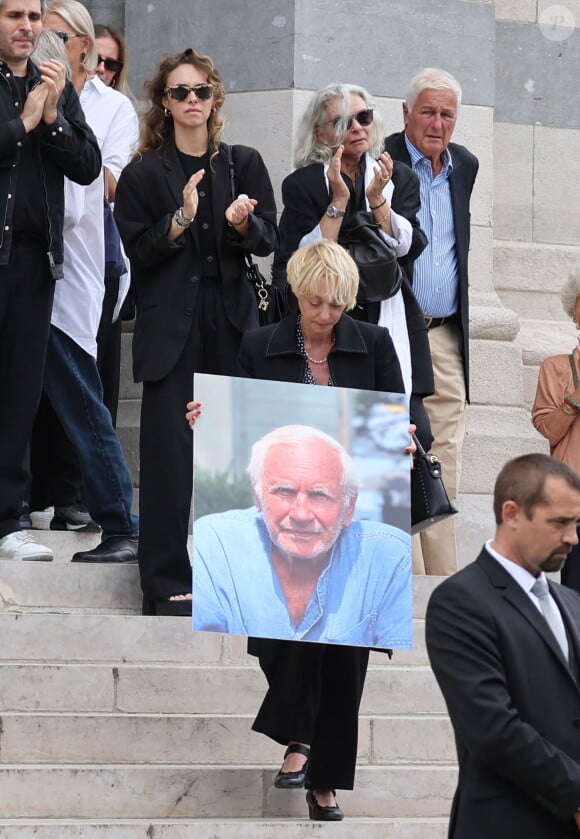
[532,268,580,589]
[274,83,433,449]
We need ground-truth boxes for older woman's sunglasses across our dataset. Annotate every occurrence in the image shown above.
[322,108,374,131]
[164,83,214,102]
[46,29,82,45]
[97,55,124,74]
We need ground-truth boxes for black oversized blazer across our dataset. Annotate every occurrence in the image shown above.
[384,131,479,401]
[114,141,277,383]
[426,549,580,839]
[237,311,404,394]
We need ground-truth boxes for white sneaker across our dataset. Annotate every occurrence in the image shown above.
[29,506,55,530]
[0,530,54,561]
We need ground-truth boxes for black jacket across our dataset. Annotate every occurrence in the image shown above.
[384,131,479,400]
[115,141,278,383]
[237,311,404,394]
[0,60,101,274]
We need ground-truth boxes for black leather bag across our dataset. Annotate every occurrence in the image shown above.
[411,433,458,534]
[226,144,283,326]
[338,211,403,302]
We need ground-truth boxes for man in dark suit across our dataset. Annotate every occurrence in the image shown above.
[385,68,479,575]
[426,453,580,839]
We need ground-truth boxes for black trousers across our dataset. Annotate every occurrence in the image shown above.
[96,272,122,427]
[251,638,370,790]
[0,237,54,538]
[138,277,243,608]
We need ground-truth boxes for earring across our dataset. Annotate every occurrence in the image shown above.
[80,52,86,63]
[164,107,171,118]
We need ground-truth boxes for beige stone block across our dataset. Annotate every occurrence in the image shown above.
[517,318,578,364]
[537,0,580,25]
[469,302,520,341]
[372,716,455,763]
[523,363,541,405]
[360,666,446,715]
[495,0,537,21]
[0,615,225,664]
[452,106,493,229]
[0,766,264,819]
[461,405,548,493]
[456,493,495,567]
[494,242,580,292]
[469,338,524,405]
[0,665,114,713]
[470,225,495,294]
[534,126,580,245]
[0,819,450,839]
[497,289,570,322]
[494,123,533,242]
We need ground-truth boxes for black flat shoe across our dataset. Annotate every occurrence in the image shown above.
[154,598,192,617]
[273,743,310,789]
[71,535,138,563]
[306,789,344,821]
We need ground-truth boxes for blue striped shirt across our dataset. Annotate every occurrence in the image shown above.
[404,135,459,318]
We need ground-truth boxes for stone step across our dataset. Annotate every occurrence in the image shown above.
[0,712,454,765]
[0,663,442,715]
[0,818,449,838]
[0,554,440,616]
[0,764,456,819]
[0,614,429,665]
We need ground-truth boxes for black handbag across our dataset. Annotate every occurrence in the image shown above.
[338,211,403,303]
[411,433,458,534]
[226,144,283,326]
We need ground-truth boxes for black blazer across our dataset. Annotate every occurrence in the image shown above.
[237,311,404,394]
[426,549,580,839]
[114,141,277,383]
[384,131,479,401]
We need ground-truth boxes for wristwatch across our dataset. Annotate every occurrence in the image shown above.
[326,204,346,219]
[173,207,194,228]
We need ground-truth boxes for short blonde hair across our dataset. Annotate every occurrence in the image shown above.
[45,0,98,72]
[286,240,359,311]
[560,266,580,321]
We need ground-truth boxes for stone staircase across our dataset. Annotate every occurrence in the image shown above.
[0,531,455,837]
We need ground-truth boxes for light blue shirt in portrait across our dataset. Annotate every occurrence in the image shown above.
[192,508,412,649]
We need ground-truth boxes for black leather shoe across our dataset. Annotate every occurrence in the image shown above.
[71,535,138,563]
[274,743,310,789]
[306,789,344,821]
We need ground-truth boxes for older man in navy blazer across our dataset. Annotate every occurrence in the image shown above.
[385,68,478,575]
[426,454,580,839]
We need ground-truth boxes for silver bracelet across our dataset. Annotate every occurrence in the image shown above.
[173,207,194,228]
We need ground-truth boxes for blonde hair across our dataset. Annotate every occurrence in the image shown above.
[286,240,359,311]
[45,0,98,72]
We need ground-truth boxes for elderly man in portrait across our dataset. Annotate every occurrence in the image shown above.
[384,68,479,576]
[192,425,411,648]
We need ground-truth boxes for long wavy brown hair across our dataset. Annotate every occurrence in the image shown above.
[137,48,226,157]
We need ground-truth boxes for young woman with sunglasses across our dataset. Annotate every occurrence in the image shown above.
[114,48,277,616]
[275,83,433,452]
[94,23,132,97]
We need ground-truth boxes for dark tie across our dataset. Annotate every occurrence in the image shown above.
[531,577,569,661]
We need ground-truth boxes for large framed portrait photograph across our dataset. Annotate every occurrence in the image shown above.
[192,373,412,649]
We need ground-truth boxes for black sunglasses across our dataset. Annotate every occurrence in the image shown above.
[164,83,214,102]
[321,108,374,132]
[47,29,82,45]
[97,54,124,74]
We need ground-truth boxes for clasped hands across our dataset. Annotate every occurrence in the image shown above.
[21,60,66,132]
[326,145,394,209]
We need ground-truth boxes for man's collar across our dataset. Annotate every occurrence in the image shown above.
[0,58,39,82]
[403,133,453,174]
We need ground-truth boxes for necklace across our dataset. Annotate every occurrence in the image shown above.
[304,337,335,365]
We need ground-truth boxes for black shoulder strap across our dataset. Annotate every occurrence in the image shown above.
[225,143,235,203]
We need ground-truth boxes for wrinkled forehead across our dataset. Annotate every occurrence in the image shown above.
[262,440,344,484]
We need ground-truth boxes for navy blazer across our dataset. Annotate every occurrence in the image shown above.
[426,548,580,839]
[115,141,277,383]
[384,131,479,401]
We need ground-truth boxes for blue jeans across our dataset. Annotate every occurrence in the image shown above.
[42,326,138,538]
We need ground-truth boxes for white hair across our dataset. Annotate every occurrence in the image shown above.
[31,28,71,78]
[405,68,462,112]
[560,266,580,321]
[247,424,360,504]
[293,83,385,169]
